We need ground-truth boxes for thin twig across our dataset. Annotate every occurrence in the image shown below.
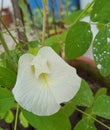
[76,107,110,130]
[0,29,17,72]
[0,0,3,16]
[24,0,40,40]
[50,0,57,34]
[72,1,94,25]
[14,104,19,130]
[11,0,28,47]
[42,0,49,46]
[0,18,18,45]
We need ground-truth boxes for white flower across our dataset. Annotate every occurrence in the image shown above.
[12,46,81,116]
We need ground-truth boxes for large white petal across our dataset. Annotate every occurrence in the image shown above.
[17,53,34,78]
[13,53,60,116]
[50,66,81,103]
[37,47,81,103]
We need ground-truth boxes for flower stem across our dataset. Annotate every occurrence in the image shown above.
[0,30,17,72]
[42,0,49,46]
[0,18,18,45]
[14,104,19,130]
[75,107,110,130]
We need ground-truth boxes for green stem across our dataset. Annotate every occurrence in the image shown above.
[76,107,110,130]
[0,30,17,72]
[14,104,19,130]
[73,1,94,25]
[0,18,18,45]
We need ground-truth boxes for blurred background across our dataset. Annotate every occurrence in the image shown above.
[0,0,94,59]
[0,0,92,27]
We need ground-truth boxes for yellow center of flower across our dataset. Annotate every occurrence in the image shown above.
[39,73,50,87]
[31,56,51,87]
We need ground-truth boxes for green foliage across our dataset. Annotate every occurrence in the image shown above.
[0,48,23,72]
[93,95,110,119]
[22,108,71,130]
[0,112,6,120]
[1,0,110,129]
[0,67,16,88]
[0,88,14,117]
[61,101,75,117]
[19,112,29,128]
[90,0,110,23]
[74,118,97,130]
[28,40,40,48]
[92,25,110,76]
[65,22,93,59]
[82,107,95,119]
[45,34,61,54]
[64,10,83,24]
[45,31,67,54]
[28,40,41,55]
[94,88,107,100]
[72,80,94,107]
[5,110,14,124]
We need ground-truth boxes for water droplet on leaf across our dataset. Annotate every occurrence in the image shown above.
[98,42,101,45]
[107,37,110,43]
[97,64,102,69]
[94,14,97,18]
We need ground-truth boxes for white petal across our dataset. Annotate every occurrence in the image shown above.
[13,47,81,116]
[12,53,60,116]
[31,55,51,79]
[50,66,81,103]
[37,47,81,103]
[17,53,34,79]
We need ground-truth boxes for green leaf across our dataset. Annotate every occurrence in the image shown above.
[10,49,24,63]
[0,111,6,120]
[45,31,67,54]
[72,80,94,107]
[0,88,14,114]
[22,108,71,130]
[93,95,110,120]
[82,107,96,119]
[45,35,61,54]
[74,118,97,130]
[28,40,40,48]
[61,101,75,117]
[0,49,22,72]
[19,111,29,128]
[0,127,3,130]
[92,26,110,76]
[90,0,110,23]
[5,110,14,124]
[65,22,93,59]
[51,43,61,54]
[94,88,107,100]
[64,10,83,24]
[28,47,40,55]
[0,67,16,88]
[45,31,67,44]
[59,31,68,41]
